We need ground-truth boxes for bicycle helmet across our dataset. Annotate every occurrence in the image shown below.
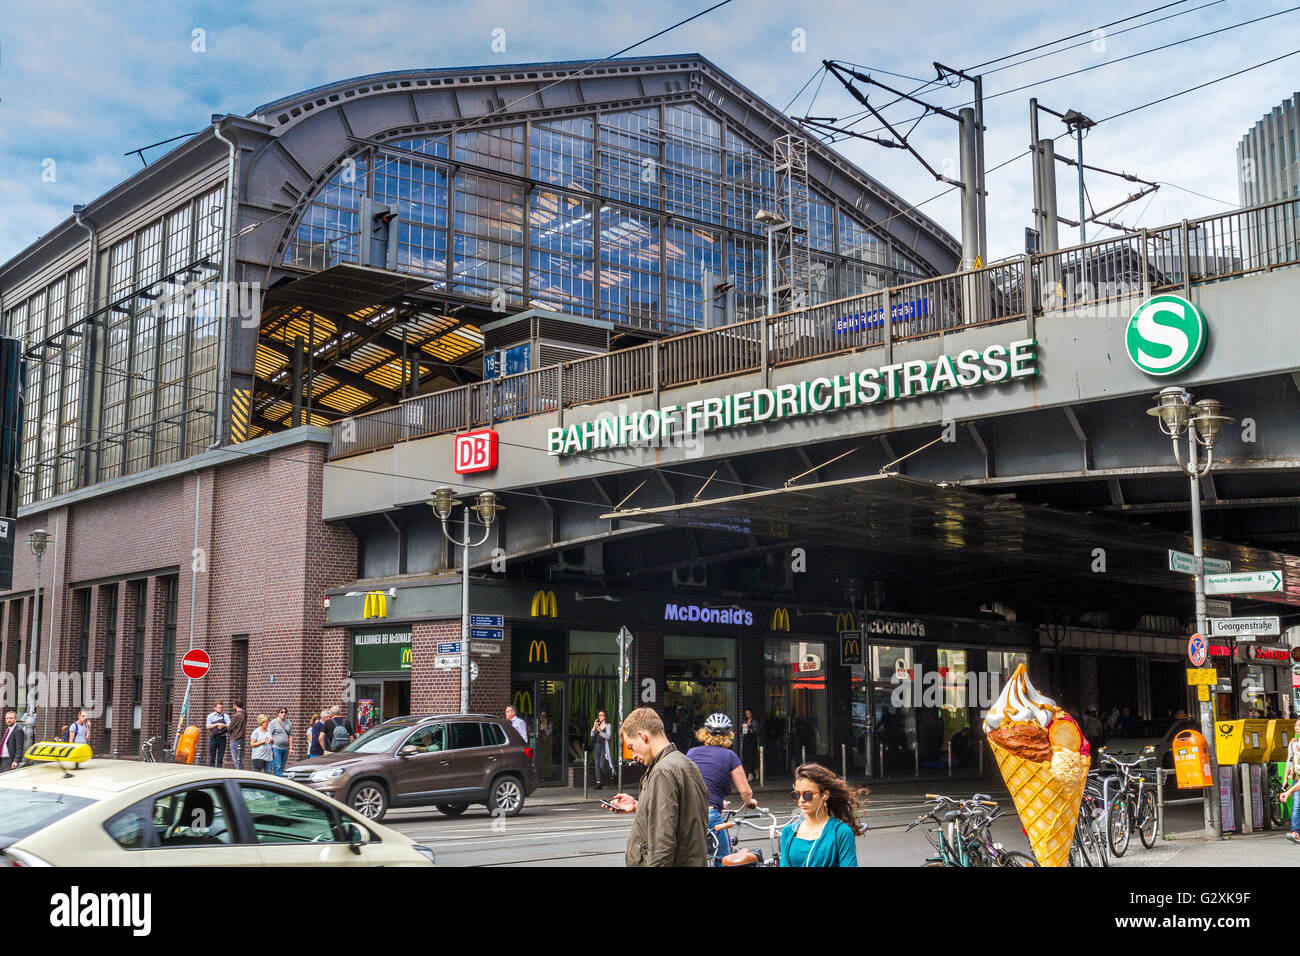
[703,712,733,735]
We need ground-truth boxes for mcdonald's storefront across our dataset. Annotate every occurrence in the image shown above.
[350,626,414,731]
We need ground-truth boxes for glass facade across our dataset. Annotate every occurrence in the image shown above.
[285,105,932,335]
[3,186,225,507]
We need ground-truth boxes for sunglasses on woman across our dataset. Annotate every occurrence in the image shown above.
[790,789,820,802]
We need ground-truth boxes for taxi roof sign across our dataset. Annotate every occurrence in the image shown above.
[25,741,93,764]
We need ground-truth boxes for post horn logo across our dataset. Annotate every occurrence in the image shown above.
[512,690,533,714]
[770,608,790,632]
[528,640,549,664]
[835,612,856,632]
[362,591,387,619]
[530,590,557,618]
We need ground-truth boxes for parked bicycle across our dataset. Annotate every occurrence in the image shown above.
[1070,773,1111,867]
[908,793,1036,867]
[1099,751,1158,856]
[139,735,162,763]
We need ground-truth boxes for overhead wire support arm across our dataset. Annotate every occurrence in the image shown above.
[821,60,963,187]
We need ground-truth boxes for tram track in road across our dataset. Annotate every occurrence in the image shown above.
[472,849,627,866]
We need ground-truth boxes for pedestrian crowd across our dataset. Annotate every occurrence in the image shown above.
[200,699,357,774]
[606,706,866,867]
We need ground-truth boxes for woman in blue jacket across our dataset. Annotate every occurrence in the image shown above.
[780,763,865,867]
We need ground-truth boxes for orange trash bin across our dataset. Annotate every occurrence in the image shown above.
[1172,729,1213,788]
[174,725,201,765]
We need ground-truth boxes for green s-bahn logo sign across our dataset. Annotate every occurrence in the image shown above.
[1125,294,1207,377]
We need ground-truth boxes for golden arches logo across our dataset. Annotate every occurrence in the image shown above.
[362,591,387,619]
[530,590,557,618]
[512,690,533,714]
[842,637,861,664]
[400,646,412,668]
[528,640,549,664]
[770,608,790,632]
[836,612,856,632]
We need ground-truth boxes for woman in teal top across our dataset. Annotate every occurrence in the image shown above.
[779,763,865,867]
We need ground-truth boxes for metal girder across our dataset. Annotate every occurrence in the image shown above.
[1097,495,1300,514]
[1200,474,1219,505]
[258,336,394,403]
[1108,479,1125,507]
[967,422,992,479]
[1061,406,1091,471]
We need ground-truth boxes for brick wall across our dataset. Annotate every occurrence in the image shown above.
[0,436,357,758]
[410,621,462,713]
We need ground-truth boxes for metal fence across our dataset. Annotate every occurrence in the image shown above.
[328,196,1300,459]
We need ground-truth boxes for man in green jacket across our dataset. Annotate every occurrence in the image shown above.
[608,707,709,866]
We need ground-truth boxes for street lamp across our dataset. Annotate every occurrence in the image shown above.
[24,530,50,735]
[429,489,504,714]
[1147,386,1234,840]
[755,209,787,317]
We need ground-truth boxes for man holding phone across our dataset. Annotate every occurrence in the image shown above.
[605,707,708,867]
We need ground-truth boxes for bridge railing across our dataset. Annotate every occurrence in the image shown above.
[327,196,1300,460]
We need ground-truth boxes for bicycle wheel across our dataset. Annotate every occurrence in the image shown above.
[1137,790,1158,848]
[1070,825,1093,867]
[998,850,1038,867]
[1089,812,1110,867]
[1108,798,1130,857]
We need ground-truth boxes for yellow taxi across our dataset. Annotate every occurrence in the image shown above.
[0,742,435,867]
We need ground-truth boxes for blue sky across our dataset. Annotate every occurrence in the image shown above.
[3,0,1299,264]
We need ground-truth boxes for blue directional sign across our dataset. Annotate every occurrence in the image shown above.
[436,642,462,655]
[470,627,504,641]
[470,614,504,628]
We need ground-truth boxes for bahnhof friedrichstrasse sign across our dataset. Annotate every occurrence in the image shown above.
[547,338,1038,456]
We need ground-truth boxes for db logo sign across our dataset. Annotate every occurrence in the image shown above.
[454,429,499,474]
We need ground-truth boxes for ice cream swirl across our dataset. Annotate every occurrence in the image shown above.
[982,664,1057,732]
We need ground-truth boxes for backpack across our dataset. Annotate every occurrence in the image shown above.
[330,721,350,751]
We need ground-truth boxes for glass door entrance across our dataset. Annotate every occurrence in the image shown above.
[511,679,564,785]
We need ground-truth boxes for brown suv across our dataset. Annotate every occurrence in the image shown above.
[284,714,538,822]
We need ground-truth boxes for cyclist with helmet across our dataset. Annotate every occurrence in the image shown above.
[687,713,757,865]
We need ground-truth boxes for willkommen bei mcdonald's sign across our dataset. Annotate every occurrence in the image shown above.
[530,590,557,618]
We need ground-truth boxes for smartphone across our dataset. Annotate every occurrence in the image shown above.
[599,799,620,811]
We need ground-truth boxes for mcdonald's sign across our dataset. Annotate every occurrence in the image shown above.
[528,639,550,664]
[841,633,863,666]
[770,608,790,632]
[362,591,387,619]
[530,590,558,618]
[512,690,533,716]
[400,646,412,669]
[512,628,565,673]
[835,612,856,632]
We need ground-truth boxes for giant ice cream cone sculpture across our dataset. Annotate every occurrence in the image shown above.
[983,664,1090,867]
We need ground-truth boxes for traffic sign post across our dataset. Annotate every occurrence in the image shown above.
[616,626,632,794]
[1204,571,1284,595]
[174,649,211,761]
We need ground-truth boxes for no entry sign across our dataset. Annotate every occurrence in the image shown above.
[181,649,211,679]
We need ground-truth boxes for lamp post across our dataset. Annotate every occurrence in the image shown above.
[23,529,50,735]
[755,209,787,316]
[1147,386,1234,840]
[429,488,504,714]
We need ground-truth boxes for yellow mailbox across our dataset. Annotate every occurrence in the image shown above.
[1214,719,1271,765]
[1265,719,1294,763]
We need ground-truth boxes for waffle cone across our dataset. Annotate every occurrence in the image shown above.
[988,739,1086,867]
